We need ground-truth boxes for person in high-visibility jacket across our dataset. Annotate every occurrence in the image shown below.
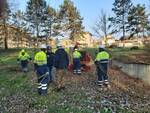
[34,44,49,95]
[17,49,31,72]
[73,48,82,74]
[95,45,110,87]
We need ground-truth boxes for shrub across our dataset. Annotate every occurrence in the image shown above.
[144,43,150,51]
[108,44,118,48]
[130,46,139,50]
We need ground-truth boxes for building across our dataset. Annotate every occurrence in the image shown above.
[58,32,97,48]
[74,32,96,47]
[115,38,144,48]
[96,35,116,47]
[0,24,30,48]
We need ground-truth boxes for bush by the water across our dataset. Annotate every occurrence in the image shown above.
[130,46,139,50]
[108,44,118,48]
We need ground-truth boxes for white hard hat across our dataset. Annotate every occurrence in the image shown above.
[57,43,62,48]
[39,44,47,49]
[99,45,105,48]
[74,48,78,51]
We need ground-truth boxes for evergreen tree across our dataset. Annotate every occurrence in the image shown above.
[127,4,149,38]
[109,0,132,39]
[12,10,26,47]
[26,0,47,46]
[58,0,84,40]
[43,5,57,44]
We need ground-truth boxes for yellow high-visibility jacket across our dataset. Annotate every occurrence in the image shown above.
[73,51,81,59]
[95,51,110,61]
[34,51,47,66]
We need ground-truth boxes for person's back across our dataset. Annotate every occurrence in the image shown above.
[17,49,31,72]
[54,48,69,69]
[18,49,31,61]
[34,44,49,95]
[95,45,110,88]
[54,45,69,91]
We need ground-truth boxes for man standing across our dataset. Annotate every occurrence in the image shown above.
[34,44,49,95]
[95,45,110,87]
[54,44,69,91]
[17,49,31,73]
[73,48,82,75]
[46,45,54,83]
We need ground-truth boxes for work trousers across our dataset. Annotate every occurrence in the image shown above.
[20,60,28,72]
[48,66,53,83]
[36,65,49,95]
[55,69,67,89]
[73,58,81,74]
[97,62,108,85]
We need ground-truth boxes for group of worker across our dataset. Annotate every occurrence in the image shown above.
[17,44,110,95]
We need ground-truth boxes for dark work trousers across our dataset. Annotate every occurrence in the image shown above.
[97,62,108,85]
[73,58,81,74]
[48,66,53,82]
[36,65,49,95]
[20,60,28,72]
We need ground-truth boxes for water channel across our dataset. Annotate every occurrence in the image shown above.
[112,60,150,84]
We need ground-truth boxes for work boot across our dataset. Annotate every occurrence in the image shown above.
[96,81,103,86]
[77,70,81,75]
[104,80,110,87]
[73,70,77,74]
[40,89,47,95]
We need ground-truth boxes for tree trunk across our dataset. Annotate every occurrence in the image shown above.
[3,19,8,49]
[36,24,39,47]
[122,5,125,40]
[142,28,145,38]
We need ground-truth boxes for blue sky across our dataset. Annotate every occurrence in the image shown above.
[11,0,149,36]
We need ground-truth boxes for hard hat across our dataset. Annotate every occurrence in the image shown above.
[99,45,105,48]
[57,43,62,48]
[21,49,25,53]
[74,48,78,51]
[39,44,47,49]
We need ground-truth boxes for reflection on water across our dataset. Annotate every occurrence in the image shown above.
[113,61,150,84]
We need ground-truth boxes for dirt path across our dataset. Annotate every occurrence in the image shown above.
[60,65,150,112]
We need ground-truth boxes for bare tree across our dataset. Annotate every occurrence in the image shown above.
[93,10,111,38]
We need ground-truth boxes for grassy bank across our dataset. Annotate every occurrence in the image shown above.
[110,48,150,64]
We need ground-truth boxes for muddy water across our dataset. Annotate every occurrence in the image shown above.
[113,60,150,84]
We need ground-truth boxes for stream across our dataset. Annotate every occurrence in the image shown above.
[112,60,150,84]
